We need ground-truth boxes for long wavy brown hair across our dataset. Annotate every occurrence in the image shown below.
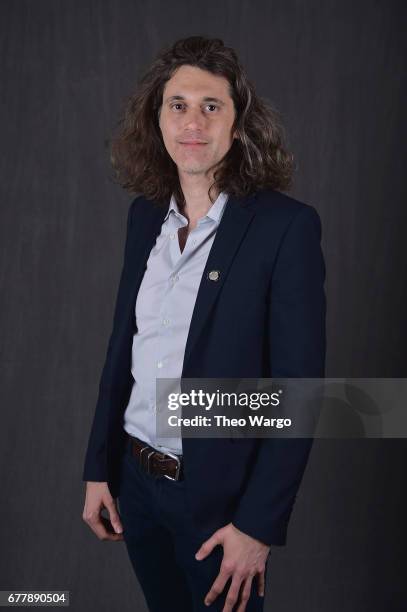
[109,36,294,208]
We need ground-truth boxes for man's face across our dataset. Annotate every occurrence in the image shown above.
[158,64,238,178]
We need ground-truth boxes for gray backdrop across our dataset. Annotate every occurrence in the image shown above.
[0,1,406,611]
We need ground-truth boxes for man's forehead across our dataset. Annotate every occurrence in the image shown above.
[163,67,232,99]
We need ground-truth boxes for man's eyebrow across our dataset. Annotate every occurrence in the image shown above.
[164,95,226,106]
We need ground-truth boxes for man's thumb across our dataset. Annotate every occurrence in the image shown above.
[106,499,123,533]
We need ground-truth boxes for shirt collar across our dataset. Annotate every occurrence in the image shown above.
[163,191,229,224]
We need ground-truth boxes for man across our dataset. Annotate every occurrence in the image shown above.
[82,36,326,612]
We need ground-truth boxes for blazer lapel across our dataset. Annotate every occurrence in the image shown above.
[182,192,256,374]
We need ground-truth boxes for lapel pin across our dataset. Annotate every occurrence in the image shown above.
[208,270,220,282]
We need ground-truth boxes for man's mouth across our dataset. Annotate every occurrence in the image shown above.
[178,140,208,146]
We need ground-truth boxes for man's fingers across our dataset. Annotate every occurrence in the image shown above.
[222,573,245,611]
[236,576,254,612]
[100,516,124,541]
[84,510,121,541]
[82,483,124,542]
[257,570,265,597]
[204,564,231,606]
[84,510,110,540]
[195,529,222,560]
[104,497,123,534]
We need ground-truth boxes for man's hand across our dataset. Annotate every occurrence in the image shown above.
[82,482,124,541]
[195,522,270,611]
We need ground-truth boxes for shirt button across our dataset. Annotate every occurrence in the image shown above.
[157,361,163,368]
[170,233,176,239]
[162,318,170,326]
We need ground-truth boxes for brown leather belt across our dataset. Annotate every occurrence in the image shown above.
[127,433,184,481]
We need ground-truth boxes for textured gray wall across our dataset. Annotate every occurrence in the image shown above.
[0,1,406,611]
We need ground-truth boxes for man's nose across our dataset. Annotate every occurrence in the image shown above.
[183,108,205,130]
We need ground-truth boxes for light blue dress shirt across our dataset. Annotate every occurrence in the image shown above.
[123,190,229,455]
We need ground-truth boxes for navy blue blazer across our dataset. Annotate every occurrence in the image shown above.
[82,188,326,547]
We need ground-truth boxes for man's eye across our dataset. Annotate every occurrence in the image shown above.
[170,104,218,112]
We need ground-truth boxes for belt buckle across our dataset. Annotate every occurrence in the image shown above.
[162,451,181,481]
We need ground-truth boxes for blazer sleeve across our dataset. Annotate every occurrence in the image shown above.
[82,198,138,483]
[231,205,326,547]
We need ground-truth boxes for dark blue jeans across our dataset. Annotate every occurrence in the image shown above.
[117,437,267,611]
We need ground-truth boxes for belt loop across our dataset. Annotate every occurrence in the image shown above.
[139,445,150,471]
[146,450,155,475]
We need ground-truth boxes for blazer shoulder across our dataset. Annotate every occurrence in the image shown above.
[254,188,320,223]
[129,193,168,221]
[129,194,148,216]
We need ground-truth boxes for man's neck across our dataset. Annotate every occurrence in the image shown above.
[179,174,219,222]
